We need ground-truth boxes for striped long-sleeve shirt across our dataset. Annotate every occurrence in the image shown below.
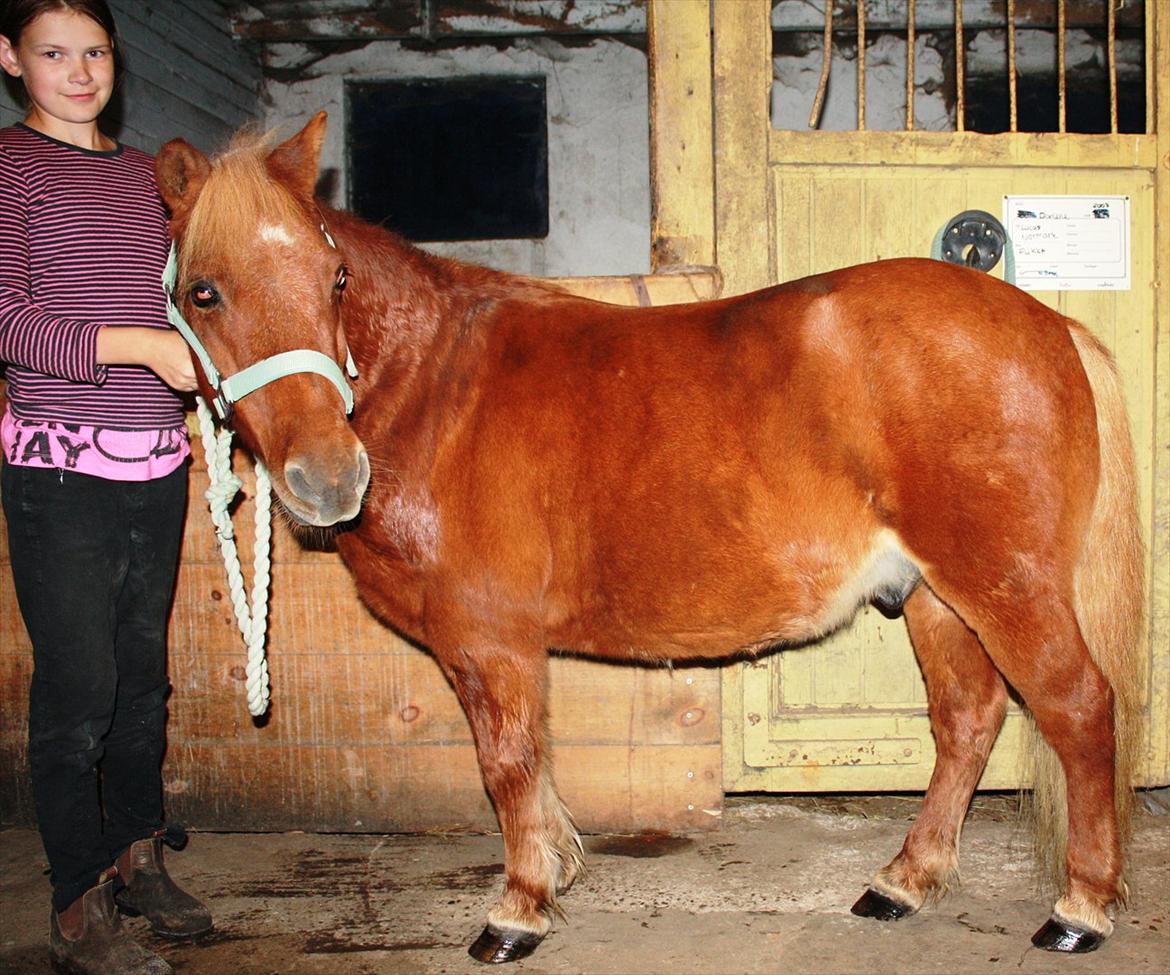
[0,123,186,431]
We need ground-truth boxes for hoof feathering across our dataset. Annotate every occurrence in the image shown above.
[850,888,912,921]
[1031,918,1103,953]
[468,925,545,964]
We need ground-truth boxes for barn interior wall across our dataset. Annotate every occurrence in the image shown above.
[0,0,260,153]
[256,36,652,277]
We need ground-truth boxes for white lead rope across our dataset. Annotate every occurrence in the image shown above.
[194,395,272,717]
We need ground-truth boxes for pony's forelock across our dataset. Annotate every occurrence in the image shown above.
[179,126,309,278]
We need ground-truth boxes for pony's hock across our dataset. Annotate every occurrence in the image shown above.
[155,113,1144,962]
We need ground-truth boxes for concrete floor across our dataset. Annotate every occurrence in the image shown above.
[1,794,1167,975]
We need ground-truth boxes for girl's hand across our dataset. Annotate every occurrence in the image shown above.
[97,327,200,391]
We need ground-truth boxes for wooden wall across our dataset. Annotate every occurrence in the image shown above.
[0,1,729,835]
[0,272,725,834]
[0,0,260,154]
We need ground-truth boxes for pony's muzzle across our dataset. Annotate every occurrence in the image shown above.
[283,448,370,526]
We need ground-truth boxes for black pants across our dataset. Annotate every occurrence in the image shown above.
[2,462,188,913]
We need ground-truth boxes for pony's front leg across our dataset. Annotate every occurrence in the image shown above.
[436,641,583,964]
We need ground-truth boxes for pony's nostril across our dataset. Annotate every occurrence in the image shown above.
[355,449,371,495]
[284,452,368,524]
[284,461,318,505]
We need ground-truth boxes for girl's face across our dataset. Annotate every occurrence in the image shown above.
[0,9,115,145]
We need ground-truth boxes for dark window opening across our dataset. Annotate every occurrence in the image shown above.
[347,77,549,242]
[963,28,1147,134]
[770,2,1148,135]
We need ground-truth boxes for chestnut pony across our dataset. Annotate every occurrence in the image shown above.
[155,114,1144,963]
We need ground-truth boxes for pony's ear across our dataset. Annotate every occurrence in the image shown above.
[266,111,328,203]
[155,139,211,228]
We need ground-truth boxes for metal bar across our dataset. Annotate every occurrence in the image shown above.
[857,0,867,130]
[1108,0,1118,134]
[1147,0,1156,133]
[907,0,916,130]
[1007,0,1018,132]
[808,0,834,128]
[955,0,965,131]
[1057,0,1066,132]
[770,1,1142,32]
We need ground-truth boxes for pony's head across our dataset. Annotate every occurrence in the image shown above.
[156,113,369,527]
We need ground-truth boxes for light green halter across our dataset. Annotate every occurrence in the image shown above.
[162,242,357,420]
[162,227,358,717]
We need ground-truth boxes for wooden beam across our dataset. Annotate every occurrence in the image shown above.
[648,0,716,270]
[229,0,647,43]
[712,0,772,296]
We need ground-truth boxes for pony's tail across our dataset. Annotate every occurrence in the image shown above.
[1028,323,1146,896]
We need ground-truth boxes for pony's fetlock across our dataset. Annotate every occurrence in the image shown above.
[871,849,961,915]
[541,787,585,895]
[487,888,552,939]
[552,829,585,895]
[1053,891,1114,938]
[868,873,926,914]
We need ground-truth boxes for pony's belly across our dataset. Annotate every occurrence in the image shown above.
[553,531,921,661]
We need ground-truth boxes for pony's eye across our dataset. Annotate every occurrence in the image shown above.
[335,266,348,293]
[191,282,220,309]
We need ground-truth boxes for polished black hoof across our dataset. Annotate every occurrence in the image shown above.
[1031,918,1103,953]
[468,924,546,964]
[850,888,913,921]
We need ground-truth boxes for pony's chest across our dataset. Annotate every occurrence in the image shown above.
[335,489,439,637]
[365,485,441,568]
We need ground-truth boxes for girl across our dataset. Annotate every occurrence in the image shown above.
[0,2,210,972]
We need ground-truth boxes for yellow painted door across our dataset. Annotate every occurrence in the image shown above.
[700,0,1170,793]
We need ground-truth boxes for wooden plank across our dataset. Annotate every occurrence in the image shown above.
[772,172,811,283]
[769,130,1160,169]
[175,561,397,655]
[812,176,864,270]
[713,0,773,296]
[648,0,716,270]
[229,0,646,42]
[115,76,254,155]
[167,649,719,748]
[548,270,722,305]
[116,4,259,116]
[107,0,261,153]
[161,741,720,833]
[1149,0,1170,787]
[4,611,723,830]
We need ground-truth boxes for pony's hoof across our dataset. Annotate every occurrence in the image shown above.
[850,888,913,921]
[468,925,545,964]
[1031,918,1103,953]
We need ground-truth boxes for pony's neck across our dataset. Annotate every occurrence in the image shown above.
[330,209,519,412]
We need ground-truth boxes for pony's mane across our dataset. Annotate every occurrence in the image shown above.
[179,127,307,277]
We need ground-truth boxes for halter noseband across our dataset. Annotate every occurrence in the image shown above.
[162,226,358,422]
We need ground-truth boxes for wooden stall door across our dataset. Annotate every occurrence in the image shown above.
[708,0,1170,794]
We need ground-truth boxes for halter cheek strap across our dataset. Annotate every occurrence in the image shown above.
[162,243,358,421]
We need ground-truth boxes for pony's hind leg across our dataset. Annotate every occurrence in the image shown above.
[853,585,1008,921]
[973,602,1123,951]
[434,639,582,964]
